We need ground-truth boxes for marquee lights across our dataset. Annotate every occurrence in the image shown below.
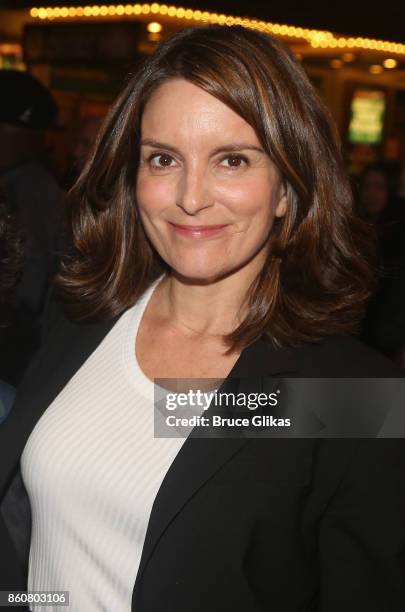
[29,3,405,56]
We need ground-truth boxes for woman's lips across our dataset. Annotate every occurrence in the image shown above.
[168,222,229,238]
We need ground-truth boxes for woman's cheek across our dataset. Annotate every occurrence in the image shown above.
[137,176,173,212]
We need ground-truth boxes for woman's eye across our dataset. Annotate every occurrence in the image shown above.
[149,153,176,169]
[220,155,248,169]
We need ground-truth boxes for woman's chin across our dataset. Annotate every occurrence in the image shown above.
[169,263,233,285]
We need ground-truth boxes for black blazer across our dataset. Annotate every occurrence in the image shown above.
[0,302,405,612]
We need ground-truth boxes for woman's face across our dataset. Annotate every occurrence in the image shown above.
[136,78,287,283]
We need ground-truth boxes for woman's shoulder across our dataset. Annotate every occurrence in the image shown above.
[296,334,404,378]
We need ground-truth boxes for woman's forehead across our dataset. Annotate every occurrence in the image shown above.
[140,79,260,147]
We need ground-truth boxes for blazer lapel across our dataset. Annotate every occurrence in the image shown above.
[134,337,299,586]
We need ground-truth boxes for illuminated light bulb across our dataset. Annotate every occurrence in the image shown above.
[383,58,397,68]
[330,59,343,68]
[226,16,235,26]
[60,7,69,17]
[107,6,116,15]
[116,5,125,15]
[185,9,193,19]
[342,52,355,62]
[83,6,92,16]
[167,6,176,16]
[151,2,160,13]
[100,6,108,15]
[193,10,202,19]
[176,7,185,18]
[369,64,383,74]
[76,6,84,15]
[92,6,101,15]
[142,4,151,14]
[68,7,76,16]
[147,21,162,32]
[280,25,288,35]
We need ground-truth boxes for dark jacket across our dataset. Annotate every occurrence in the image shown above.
[0,301,405,611]
[0,381,15,425]
[0,160,64,385]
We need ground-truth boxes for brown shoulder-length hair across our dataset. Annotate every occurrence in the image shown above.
[57,25,376,352]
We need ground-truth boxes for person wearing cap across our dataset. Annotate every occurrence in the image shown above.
[0,69,64,386]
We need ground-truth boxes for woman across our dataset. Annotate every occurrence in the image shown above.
[0,25,404,612]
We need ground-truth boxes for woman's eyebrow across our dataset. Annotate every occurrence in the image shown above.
[140,139,181,154]
[140,138,265,156]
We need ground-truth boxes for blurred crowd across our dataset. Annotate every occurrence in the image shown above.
[358,161,405,368]
[0,69,405,418]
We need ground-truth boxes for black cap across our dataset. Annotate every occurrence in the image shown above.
[0,69,58,130]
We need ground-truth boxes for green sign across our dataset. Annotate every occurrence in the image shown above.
[348,90,385,144]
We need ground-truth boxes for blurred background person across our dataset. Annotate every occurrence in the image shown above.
[0,192,24,423]
[61,114,105,190]
[0,70,64,385]
[358,161,397,222]
[359,161,405,368]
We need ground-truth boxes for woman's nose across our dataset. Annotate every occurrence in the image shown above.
[176,167,213,215]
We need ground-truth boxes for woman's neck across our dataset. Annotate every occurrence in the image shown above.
[155,267,259,338]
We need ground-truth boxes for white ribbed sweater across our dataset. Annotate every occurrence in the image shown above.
[21,276,188,612]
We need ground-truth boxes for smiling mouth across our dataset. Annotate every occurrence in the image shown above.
[168,222,229,238]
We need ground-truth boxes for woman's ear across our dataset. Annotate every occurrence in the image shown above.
[275,191,287,218]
